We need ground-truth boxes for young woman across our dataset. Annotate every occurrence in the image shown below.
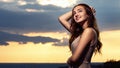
[58,3,102,68]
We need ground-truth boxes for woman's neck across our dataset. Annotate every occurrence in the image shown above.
[82,21,88,30]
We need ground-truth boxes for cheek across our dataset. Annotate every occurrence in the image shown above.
[83,14,88,19]
[73,15,76,19]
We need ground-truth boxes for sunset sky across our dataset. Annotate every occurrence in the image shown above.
[0,0,120,63]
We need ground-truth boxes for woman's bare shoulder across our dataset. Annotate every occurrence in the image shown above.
[81,27,96,38]
[84,28,95,34]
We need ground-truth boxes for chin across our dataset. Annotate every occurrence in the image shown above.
[75,21,82,24]
[75,19,82,23]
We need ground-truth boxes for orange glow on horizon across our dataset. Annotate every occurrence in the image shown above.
[0,42,71,63]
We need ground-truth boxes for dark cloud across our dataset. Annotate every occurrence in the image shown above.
[0,31,60,46]
[0,8,64,33]
[53,38,69,46]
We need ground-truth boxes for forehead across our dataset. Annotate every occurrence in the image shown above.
[73,6,84,11]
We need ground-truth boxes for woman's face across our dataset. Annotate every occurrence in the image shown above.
[73,5,88,24]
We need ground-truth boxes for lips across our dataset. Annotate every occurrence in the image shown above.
[75,17,81,21]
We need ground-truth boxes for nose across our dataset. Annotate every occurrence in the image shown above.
[74,13,78,18]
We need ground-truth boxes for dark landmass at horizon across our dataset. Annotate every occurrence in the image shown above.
[0,60,120,68]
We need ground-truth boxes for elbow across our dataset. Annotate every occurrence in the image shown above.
[71,58,77,63]
[70,56,77,63]
[58,16,62,22]
[58,15,67,22]
[68,57,77,65]
[58,16,60,21]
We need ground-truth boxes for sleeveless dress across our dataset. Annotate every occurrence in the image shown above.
[69,29,97,68]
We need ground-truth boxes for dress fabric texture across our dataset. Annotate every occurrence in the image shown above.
[69,29,97,68]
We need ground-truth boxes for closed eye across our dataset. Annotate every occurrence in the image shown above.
[78,9,82,12]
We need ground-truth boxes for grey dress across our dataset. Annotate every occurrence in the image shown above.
[69,29,97,68]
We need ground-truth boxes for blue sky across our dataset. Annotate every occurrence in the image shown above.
[0,0,120,45]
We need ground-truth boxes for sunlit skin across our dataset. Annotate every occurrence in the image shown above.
[73,6,88,25]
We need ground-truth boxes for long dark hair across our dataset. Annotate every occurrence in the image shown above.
[69,3,102,54]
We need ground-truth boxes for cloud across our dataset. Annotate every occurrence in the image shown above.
[0,0,77,12]
[53,37,69,46]
[0,31,70,46]
[23,32,70,46]
[0,31,60,45]
[0,0,14,3]
[0,8,63,33]
[25,8,43,12]
[17,0,27,6]
[37,0,78,8]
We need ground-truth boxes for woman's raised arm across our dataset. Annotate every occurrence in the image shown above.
[58,11,72,32]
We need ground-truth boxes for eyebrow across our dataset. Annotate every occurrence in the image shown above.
[73,8,82,12]
[77,8,83,11]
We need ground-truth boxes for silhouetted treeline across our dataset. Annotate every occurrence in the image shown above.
[103,59,120,68]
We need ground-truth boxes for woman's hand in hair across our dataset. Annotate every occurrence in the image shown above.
[90,6,96,15]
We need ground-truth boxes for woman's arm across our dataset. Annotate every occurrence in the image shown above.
[58,11,72,32]
[69,28,95,62]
